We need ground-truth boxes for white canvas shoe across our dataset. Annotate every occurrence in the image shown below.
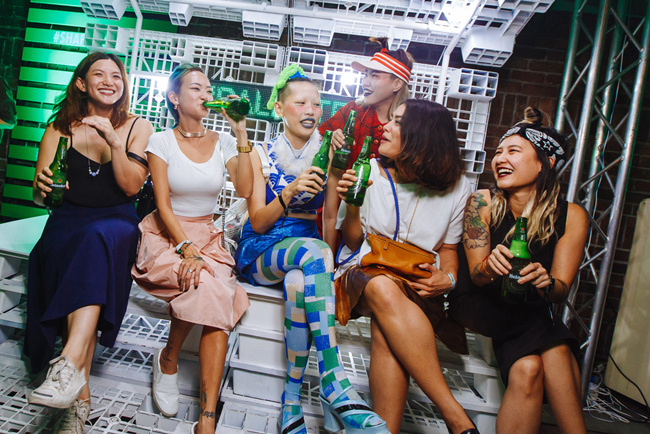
[29,356,86,409]
[54,398,90,434]
[152,347,180,417]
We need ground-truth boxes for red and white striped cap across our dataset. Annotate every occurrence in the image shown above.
[351,49,412,84]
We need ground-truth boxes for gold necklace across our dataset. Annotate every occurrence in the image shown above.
[176,124,206,138]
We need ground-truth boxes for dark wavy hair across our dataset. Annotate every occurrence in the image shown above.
[167,63,204,125]
[392,99,464,191]
[50,52,130,136]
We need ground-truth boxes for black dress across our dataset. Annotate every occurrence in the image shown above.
[448,197,580,385]
[25,119,141,373]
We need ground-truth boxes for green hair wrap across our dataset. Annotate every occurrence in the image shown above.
[266,64,309,110]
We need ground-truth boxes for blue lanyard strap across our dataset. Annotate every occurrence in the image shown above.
[382,166,400,241]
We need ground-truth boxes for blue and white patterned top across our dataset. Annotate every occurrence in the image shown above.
[256,132,325,215]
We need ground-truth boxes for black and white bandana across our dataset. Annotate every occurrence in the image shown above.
[500,124,566,166]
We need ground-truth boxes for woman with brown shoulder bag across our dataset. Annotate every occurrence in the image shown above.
[335,99,479,434]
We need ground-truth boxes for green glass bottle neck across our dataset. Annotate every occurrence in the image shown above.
[356,140,371,162]
[343,113,356,135]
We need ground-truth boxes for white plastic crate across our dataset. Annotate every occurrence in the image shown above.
[221,368,454,434]
[0,256,20,279]
[168,2,193,26]
[240,41,282,74]
[84,23,129,55]
[291,16,336,47]
[237,281,285,332]
[242,10,286,41]
[461,28,516,68]
[0,271,27,295]
[0,292,20,315]
[169,37,195,63]
[80,0,126,20]
[461,148,487,175]
[388,27,413,51]
[0,301,26,329]
[448,69,499,101]
[230,343,500,414]
[287,47,328,80]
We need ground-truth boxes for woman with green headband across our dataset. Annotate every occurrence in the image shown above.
[234,64,389,434]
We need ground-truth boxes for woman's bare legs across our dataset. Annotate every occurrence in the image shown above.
[359,276,474,434]
[196,326,229,434]
[540,343,587,434]
[61,304,101,401]
[369,319,409,434]
[495,355,544,434]
[159,316,193,375]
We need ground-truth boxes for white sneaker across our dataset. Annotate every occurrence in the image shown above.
[152,347,179,417]
[54,398,90,434]
[29,356,86,409]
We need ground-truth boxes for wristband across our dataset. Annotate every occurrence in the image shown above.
[546,274,556,294]
[175,240,192,254]
[446,272,456,290]
[237,140,253,153]
[277,191,289,216]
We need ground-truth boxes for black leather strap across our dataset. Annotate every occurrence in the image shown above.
[127,151,148,168]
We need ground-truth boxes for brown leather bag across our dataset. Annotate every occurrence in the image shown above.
[360,233,435,280]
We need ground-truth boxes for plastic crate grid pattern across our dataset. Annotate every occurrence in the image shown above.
[221,368,451,434]
[117,313,170,349]
[93,347,154,379]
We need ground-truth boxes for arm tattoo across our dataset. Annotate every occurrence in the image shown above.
[557,279,569,297]
[470,263,484,282]
[463,192,490,250]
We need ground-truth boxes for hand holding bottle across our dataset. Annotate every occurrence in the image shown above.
[218,94,248,136]
[517,262,552,288]
[329,129,346,150]
[335,169,373,202]
[286,166,326,198]
[35,167,69,199]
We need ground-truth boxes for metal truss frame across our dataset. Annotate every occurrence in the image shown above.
[555,0,650,400]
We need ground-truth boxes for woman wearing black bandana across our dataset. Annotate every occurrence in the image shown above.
[448,107,589,434]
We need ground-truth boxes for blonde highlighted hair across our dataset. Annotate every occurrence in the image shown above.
[491,107,564,246]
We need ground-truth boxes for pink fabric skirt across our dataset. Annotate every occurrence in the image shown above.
[131,211,249,331]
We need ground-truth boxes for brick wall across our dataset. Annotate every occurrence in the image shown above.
[0,0,28,198]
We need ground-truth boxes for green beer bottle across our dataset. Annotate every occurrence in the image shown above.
[345,136,372,207]
[331,110,357,170]
[44,137,68,208]
[502,217,532,304]
[204,96,250,122]
[312,130,332,181]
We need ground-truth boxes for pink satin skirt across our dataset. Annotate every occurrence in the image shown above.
[131,211,249,331]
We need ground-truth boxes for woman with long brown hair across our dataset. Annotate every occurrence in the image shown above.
[336,99,479,434]
[448,107,589,434]
[25,52,153,433]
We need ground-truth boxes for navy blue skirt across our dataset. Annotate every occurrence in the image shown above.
[25,201,139,373]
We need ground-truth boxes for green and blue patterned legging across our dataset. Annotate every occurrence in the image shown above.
[249,237,359,407]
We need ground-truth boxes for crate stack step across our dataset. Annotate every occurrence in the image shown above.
[223,281,503,434]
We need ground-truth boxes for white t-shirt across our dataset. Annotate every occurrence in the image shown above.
[335,158,471,278]
[145,129,237,217]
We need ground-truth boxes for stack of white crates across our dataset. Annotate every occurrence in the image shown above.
[218,282,504,434]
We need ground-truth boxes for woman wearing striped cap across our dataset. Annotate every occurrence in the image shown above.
[319,37,414,253]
